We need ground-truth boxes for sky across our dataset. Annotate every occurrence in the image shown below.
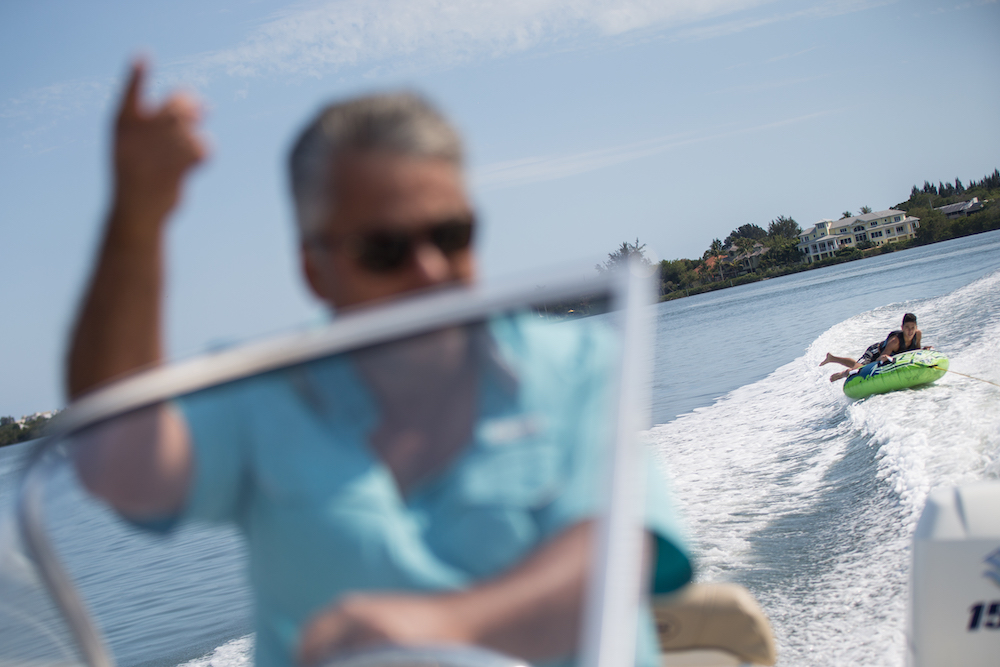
[1,0,998,416]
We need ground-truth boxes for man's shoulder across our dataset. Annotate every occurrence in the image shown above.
[177,362,327,417]
[493,313,616,361]
[487,314,619,393]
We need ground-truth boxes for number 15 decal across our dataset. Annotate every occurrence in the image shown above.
[968,601,1000,631]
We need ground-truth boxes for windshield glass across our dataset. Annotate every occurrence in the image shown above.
[1,441,86,667]
[3,279,678,667]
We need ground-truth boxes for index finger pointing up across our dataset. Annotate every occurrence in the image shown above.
[118,59,147,121]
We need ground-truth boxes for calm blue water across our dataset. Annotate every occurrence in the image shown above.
[2,229,999,667]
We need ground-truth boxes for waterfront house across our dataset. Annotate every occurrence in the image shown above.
[935,197,984,219]
[797,209,920,264]
[733,242,769,272]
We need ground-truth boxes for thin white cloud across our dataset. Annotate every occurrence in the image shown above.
[195,0,775,78]
[725,45,822,70]
[0,0,776,140]
[709,73,832,95]
[473,131,696,189]
[472,109,842,190]
[0,77,116,153]
[0,78,112,122]
[765,45,822,64]
[2,0,873,143]
[675,0,895,41]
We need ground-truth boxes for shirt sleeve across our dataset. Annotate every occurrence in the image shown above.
[173,381,252,525]
[537,437,692,595]
[532,321,693,595]
[643,458,693,594]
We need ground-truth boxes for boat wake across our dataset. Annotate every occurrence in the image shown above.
[178,635,253,667]
[645,268,1000,666]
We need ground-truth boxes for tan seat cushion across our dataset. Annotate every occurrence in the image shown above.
[654,583,776,666]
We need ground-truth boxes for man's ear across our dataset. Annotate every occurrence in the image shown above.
[301,245,330,302]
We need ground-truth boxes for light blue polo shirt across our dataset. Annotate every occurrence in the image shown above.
[175,315,691,667]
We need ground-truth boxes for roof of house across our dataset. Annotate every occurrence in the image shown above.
[935,198,981,215]
[800,218,855,239]
[730,243,769,262]
[799,223,826,238]
[855,208,905,222]
[700,255,721,272]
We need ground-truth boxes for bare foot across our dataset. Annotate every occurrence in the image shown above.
[819,353,834,367]
[829,370,846,382]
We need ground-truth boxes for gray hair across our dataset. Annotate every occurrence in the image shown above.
[289,92,464,239]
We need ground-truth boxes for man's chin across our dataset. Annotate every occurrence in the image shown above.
[331,280,472,314]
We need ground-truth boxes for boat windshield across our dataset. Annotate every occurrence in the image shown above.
[2,270,655,667]
[1,440,86,667]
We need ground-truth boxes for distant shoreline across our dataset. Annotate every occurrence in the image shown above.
[659,226,1000,302]
[0,413,54,448]
[654,169,998,302]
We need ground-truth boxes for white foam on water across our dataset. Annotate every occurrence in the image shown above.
[178,635,254,667]
[868,270,1000,507]
[647,268,1000,666]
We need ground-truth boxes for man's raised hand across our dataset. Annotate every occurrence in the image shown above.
[112,60,208,226]
[65,60,208,398]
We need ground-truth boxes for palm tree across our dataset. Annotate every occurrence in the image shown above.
[859,205,872,214]
[840,210,853,219]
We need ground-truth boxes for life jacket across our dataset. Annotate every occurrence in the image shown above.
[880,329,919,355]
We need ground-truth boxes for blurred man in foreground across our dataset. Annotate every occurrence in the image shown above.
[67,61,691,667]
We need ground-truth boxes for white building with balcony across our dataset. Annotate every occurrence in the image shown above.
[797,209,920,264]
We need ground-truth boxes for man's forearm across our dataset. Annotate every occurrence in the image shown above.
[444,522,594,661]
[66,205,165,398]
[66,61,206,400]
[445,522,653,661]
[298,522,657,664]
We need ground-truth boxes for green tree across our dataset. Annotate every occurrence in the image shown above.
[767,215,800,239]
[734,237,757,254]
[761,236,803,267]
[723,224,766,247]
[596,238,651,274]
[702,238,724,260]
[659,258,699,292]
[0,420,23,447]
[859,205,872,214]
[912,208,950,244]
[841,210,853,219]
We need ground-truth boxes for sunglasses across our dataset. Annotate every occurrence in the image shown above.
[309,217,475,273]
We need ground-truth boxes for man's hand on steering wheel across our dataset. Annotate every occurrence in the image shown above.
[297,594,471,666]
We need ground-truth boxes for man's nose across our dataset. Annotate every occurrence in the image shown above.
[410,241,452,285]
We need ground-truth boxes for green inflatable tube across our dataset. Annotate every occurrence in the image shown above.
[843,350,949,400]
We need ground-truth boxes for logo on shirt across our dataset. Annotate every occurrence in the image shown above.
[478,414,543,445]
